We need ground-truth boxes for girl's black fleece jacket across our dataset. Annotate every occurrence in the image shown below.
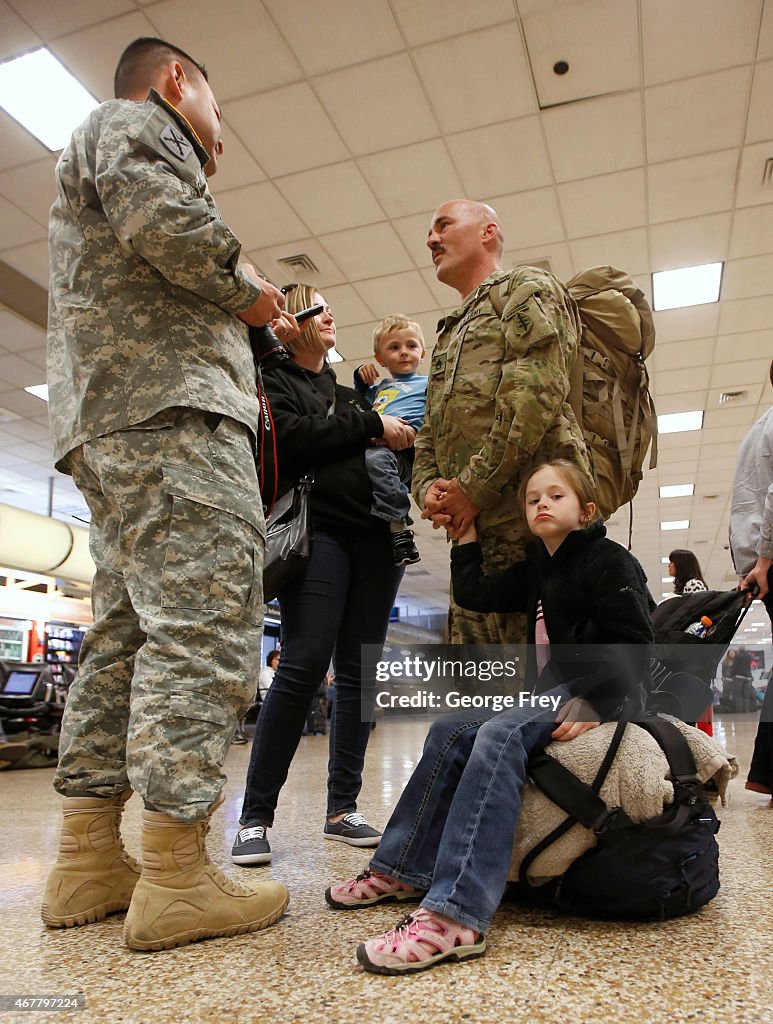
[450,520,655,716]
[261,358,386,535]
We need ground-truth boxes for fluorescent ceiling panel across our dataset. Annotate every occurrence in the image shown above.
[24,384,49,401]
[660,483,695,498]
[652,262,722,311]
[0,49,99,151]
[660,519,690,531]
[658,410,703,434]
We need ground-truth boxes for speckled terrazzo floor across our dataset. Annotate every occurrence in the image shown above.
[1,713,770,1024]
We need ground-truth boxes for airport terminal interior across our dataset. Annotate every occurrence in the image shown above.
[1,1,772,1021]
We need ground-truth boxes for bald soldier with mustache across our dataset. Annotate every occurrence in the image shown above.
[414,200,590,644]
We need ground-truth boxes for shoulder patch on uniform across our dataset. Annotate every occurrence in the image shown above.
[159,124,193,161]
[510,303,532,336]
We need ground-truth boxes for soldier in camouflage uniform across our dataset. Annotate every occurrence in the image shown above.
[414,200,589,644]
[42,36,289,950]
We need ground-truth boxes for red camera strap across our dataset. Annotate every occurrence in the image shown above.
[256,367,279,515]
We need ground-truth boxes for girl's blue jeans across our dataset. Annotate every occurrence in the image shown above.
[369,691,567,935]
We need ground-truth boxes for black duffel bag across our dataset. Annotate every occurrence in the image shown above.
[514,714,720,921]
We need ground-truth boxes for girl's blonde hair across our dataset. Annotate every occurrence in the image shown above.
[283,283,328,358]
[519,459,600,525]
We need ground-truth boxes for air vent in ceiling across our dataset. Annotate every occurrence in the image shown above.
[718,390,747,404]
[276,253,320,276]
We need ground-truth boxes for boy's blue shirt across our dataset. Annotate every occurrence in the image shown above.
[353,369,427,432]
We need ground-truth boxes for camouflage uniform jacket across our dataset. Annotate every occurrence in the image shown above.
[412,266,588,531]
[47,89,262,472]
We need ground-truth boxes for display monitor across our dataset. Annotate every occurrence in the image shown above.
[3,670,40,695]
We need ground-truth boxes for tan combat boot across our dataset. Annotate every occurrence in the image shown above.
[41,791,140,927]
[123,808,289,951]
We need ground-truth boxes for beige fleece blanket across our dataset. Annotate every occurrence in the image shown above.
[509,717,738,886]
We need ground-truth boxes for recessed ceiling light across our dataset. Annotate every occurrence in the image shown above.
[24,384,49,401]
[661,592,672,599]
[661,556,670,564]
[658,410,704,434]
[652,262,723,311]
[661,576,673,584]
[661,520,689,531]
[660,483,694,498]
[0,48,99,151]
[329,349,343,363]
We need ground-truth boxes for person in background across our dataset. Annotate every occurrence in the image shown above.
[354,315,427,566]
[731,646,757,714]
[325,673,336,720]
[668,549,708,595]
[42,36,289,950]
[304,677,328,737]
[231,285,411,867]
[730,357,773,802]
[258,650,281,703]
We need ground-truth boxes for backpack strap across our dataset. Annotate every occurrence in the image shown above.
[568,341,584,428]
[488,274,583,426]
[635,715,703,800]
[525,736,629,833]
[518,702,636,886]
[488,279,506,320]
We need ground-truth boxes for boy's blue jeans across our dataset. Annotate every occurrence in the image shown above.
[365,446,410,523]
[369,691,568,935]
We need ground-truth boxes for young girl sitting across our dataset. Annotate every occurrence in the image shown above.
[325,460,654,976]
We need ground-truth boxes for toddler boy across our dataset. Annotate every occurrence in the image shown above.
[354,315,427,566]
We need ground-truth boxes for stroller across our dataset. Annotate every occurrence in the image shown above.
[649,588,754,723]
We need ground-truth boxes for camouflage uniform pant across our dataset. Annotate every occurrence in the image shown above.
[54,408,265,822]
[446,519,529,646]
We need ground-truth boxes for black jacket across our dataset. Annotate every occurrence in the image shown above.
[451,521,654,715]
[261,359,386,535]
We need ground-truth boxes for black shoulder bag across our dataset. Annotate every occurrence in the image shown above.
[263,475,313,602]
[257,365,327,602]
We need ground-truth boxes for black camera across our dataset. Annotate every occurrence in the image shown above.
[249,302,324,371]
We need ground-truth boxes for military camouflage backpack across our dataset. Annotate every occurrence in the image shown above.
[492,265,657,523]
[564,266,657,520]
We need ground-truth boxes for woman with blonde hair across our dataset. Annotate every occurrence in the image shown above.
[231,285,413,865]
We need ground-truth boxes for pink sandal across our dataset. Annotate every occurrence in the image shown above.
[325,869,423,910]
[356,908,486,975]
